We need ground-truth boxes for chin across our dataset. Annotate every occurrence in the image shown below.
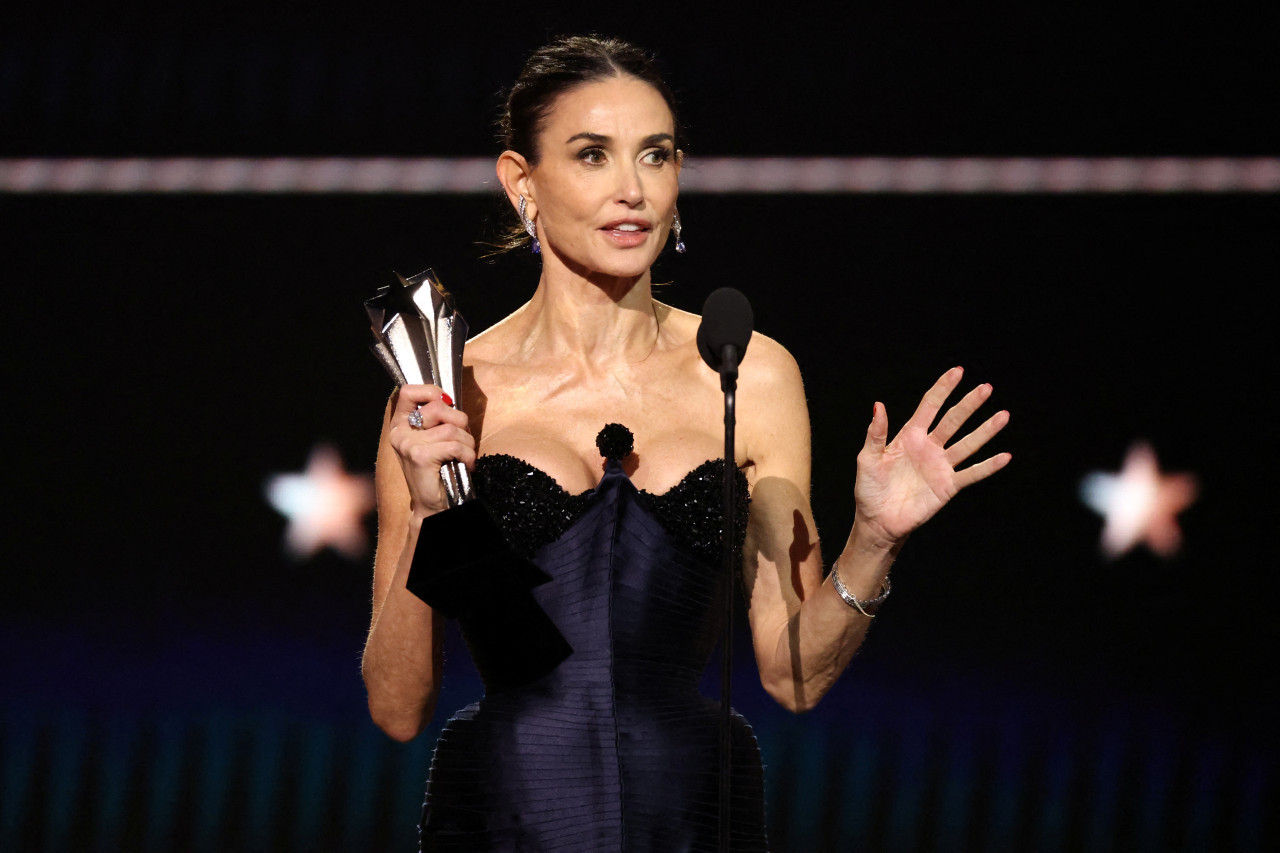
[581,252,660,282]
[612,260,659,280]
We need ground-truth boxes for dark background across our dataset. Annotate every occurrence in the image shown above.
[3,5,1278,852]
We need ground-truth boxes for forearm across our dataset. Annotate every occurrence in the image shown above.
[760,523,901,712]
[362,515,444,741]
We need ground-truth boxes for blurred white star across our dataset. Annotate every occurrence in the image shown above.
[1079,441,1198,559]
[265,444,375,560]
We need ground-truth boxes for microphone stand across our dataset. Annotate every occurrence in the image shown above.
[717,343,740,853]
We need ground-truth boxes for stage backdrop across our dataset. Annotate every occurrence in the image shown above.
[3,8,1278,853]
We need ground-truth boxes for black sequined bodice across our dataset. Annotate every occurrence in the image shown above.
[473,453,749,566]
[419,426,768,852]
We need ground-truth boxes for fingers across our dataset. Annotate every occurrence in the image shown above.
[931,381,992,446]
[391,417,477,515]
[944,409,1010,467]
[896,367,1012,489]
[389,383,475,481]
[391,385,467,434]
[905,366,965,432]
[400,401,468,433]
[954,450,1012,491]
[395,422,478,471]
[393,384,452,414]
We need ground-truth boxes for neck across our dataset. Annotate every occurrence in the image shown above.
[516,263,659,362]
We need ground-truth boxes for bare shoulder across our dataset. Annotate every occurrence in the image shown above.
[737,330,809,473]
[657,296,808,469]
[653,300,805,406]
[735,330,805,413]
[654,301,801,382]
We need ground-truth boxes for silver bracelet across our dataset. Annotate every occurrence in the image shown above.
[829,559,892,617]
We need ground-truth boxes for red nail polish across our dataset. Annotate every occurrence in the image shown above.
[441,392,454,407]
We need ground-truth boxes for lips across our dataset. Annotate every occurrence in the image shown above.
[600,219,652,248]
[600,219,651,232]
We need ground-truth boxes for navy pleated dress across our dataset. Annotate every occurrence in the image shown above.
[418,426,768,852]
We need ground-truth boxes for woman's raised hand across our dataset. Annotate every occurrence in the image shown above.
[388,384,476,518]
[854,367,1011,546]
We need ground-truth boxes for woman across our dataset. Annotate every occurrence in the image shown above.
[361,35,1010,852]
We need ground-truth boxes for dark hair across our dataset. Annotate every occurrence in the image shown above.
[493,35,684,253]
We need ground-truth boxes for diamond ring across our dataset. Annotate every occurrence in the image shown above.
[407,409,425,429]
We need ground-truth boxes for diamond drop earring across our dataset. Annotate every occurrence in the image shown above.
[518,195,540,254]
[672,208,686,253]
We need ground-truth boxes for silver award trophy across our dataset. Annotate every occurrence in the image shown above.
[365,268,472,507]
[364,269,571,689]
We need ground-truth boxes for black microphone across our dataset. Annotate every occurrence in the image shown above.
[697,287,754,392]
[697,286,753,853]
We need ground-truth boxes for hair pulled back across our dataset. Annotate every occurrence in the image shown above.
[493,35,684,253]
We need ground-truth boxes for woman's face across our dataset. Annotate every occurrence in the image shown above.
[526,74,680,281]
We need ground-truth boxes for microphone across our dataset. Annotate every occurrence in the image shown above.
[697,287,754,392]
[697,286,753,853]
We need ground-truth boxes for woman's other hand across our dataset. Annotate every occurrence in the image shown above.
[854,367,1011,547]
[387,384,476,519]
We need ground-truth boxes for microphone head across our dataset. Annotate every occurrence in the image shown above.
[697,287,754,371]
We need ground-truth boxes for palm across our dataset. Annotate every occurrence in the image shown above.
[855,368,1011,543]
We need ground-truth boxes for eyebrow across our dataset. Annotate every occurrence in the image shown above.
[565,132,674,147]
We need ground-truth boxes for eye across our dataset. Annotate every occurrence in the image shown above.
[642,147,673,166]
[578,147,606,165]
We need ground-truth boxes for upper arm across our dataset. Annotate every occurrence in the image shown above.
[739,336,825,655]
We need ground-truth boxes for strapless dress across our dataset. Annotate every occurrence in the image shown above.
[418,426,768,852]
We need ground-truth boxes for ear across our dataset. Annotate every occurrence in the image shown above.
[675,149,684,179]
[496,150,535,216]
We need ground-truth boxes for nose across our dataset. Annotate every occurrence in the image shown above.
[616,162,644,207]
